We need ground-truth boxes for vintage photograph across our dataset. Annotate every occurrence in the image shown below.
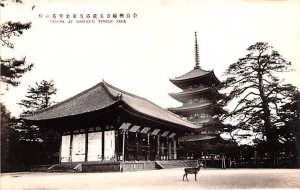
[1,0,300,189]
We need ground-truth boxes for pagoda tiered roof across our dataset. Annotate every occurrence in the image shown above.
[168,32,224,144]
[170,68,210,81]
[169,102,213,113]
[169,67,221,86]
[169,86,218,101]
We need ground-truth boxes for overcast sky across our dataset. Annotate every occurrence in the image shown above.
[1,0,300,117]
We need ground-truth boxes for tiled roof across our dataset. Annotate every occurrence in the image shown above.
[170,68,211,81]
[23,83,116,121]
[102,81,197,129]
[169,86,212,97]
[169,102,213,112]
[169,68,221,86]
[24,81,197,129]
[179,134,216,142]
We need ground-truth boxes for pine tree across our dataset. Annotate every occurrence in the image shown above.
[18,80,58,115]
[278,89,300,167]
[0,0,34,171]
[13,80,60,167]
[17,80,57,140]
[1,103,12,171]
[1,1,33,90]
[222,42,297,167]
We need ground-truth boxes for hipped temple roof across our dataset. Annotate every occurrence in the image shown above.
[169,68,221,85]
[23,81,197,129]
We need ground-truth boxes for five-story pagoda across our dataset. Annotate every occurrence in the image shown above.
[169,32,223,158]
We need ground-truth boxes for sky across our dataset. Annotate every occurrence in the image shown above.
[1,0,300,117]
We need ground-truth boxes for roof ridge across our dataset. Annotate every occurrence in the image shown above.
[102,80,150,101]
[25,82,105,116]
[123,101,195,128]
[102,81,195,127]
[101,80,118,100]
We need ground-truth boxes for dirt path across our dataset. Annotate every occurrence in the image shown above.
[1,168,300,190]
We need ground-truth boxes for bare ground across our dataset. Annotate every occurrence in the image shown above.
[1,168,300,190]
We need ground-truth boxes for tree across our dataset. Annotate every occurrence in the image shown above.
[278,89,300,167]
[222,42,296,167]
[17,80,57,139]
[1,103,35,171]
[1,0,23,7]
[18,80,58,115]
[12,80,60,167]
[1,103,12,171]
[0,0,34,171]
[1,56,33,89]
[1,1,33,90]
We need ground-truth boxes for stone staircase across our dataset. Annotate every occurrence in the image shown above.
[155,160,186,169]
[49,163,81,172]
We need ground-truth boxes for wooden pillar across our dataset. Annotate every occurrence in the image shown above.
[122,130,126,162]
[121,129,126,172]
[126,131,129,161]
[166,137,169,161]
[205,152,207,168]
[115,131,119,161]
[173,139,177,160]
[156,135,160,160]
[147,133,150,160]
[135,133,138,160]
[69,131,73,163]
[58,132,62,164]
[102,129,105,161]
[85,130,89,162]
[169,138,173,160]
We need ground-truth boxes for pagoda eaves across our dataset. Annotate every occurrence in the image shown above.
[169,86,219,102]
[169,68,221,89]
[169,102,213,112]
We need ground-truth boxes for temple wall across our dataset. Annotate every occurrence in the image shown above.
[87,132,102,161]
[60,130,115,163]
[104,130,115,161]
[72,134,86,162]
[61,135,71,162]
[60,126,178,163]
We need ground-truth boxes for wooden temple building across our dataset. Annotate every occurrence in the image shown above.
[23,81,198,172]
[23,32,230,171]
[169,32,224,159]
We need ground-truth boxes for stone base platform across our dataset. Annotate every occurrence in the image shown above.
[32,160,198,173]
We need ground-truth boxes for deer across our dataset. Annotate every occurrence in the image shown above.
[183,160,203,181]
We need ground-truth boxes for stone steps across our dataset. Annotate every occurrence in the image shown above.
[155,160,186,169]
[49,163,80,172]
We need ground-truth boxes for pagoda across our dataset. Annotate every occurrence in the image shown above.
[169,32,223,157]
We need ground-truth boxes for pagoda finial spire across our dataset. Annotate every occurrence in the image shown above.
[194,31,200,69]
